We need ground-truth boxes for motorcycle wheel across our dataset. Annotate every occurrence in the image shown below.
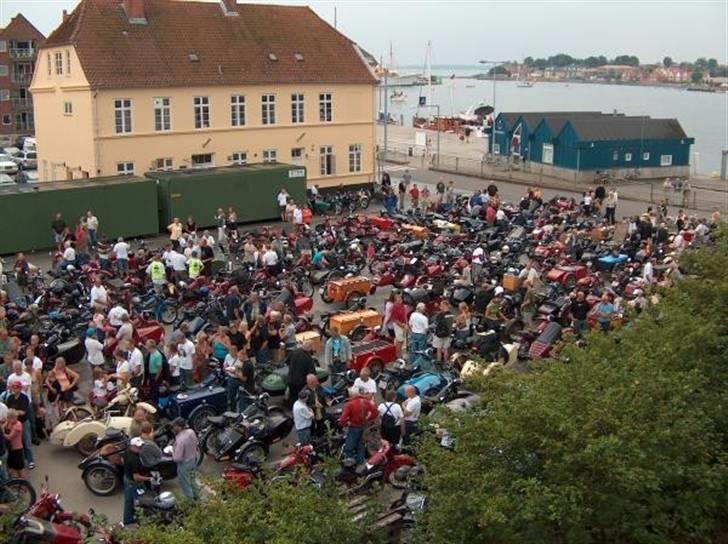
[160,304,178,325]
[320,283,334,304]
[63,406,93,423]
[366,358,384,379]
[359,197,370,210]
[345,291,364,310]
[297,277,314,298]
[189,405,218,433]
[202,428,224,458]
[236,442,268,465]
[0,479,36,513]
[76,433,99,457]
[349,325,367,342]
[83,465,120,496]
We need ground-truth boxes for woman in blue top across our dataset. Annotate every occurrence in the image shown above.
[212,327,232,361]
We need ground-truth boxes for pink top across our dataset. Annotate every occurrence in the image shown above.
[5,420,23,450]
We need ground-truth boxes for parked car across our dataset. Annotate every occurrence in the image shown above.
[0,154,19,175]
[2,146,21,158]
[14,150,37,170]
[15,169,39,183]
[0,173,15,187]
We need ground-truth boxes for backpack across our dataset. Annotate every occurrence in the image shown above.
[380,402,397,431]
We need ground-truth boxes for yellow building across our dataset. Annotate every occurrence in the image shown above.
[30,0,378,187]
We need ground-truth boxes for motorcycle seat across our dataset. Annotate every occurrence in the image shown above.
[222,411,239,419]
[206,415,226,427]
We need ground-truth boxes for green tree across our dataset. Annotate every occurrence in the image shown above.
[416,228,728,544]
[584,56,607,68]
[547,53,574,67]
[487,65,511,77]
[695,57,708,68]
[613,55,640,66]
[691,70,705,83]
[523,56,534,66]
[662,56,673,67]
[533,58,547,70]
[707,58,719,72]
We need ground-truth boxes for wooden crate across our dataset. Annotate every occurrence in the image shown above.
[296,330,322,353]
[591,227,607,241]
[330,309,383,336]
[402,223,429,240]
[327,276,371,301]
[503,274,520,292]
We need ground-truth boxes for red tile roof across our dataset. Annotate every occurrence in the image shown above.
[42,0,377,89]
[0,13,46,41]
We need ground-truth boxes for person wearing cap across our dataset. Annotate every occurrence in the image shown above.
[484,287,507,332]
[122,436,152,525]
[171,418,200,501]
[339,387,378,464]
[293,389,314,445]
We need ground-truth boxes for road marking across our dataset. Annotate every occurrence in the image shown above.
[383,165,416,173]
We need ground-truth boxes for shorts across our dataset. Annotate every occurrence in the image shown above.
[279,205,286,215]
[7,449,25,470]
[432,336,451,349]
[393,323,406,343]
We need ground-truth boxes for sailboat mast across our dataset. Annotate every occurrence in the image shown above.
[427,41,433,118]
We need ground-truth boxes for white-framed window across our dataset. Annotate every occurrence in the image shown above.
[542,143,554,165]
[191,153,213,168]
[230,95,245,127]
[2,114,11,125]
[291,93,304,124]
[154,97,171,131]
[319,92,332,122]
[643,151,650,161]
[625,152,632,162]
[117,162,134,176]
[320,145,335,176]
[262,94,276,125]
[114,99,132,134]
[54,51,63,75]
[155,158,173,171]
[0,90,8,101]
[291,147,304,162]
[612,150,619,161]
[46,53,51,76]
[66,50,71,75]
[348,144,361,172]
[231,151,247,165]
[194,96,210,129]
[493,144,501,155]
[63,101,72,115]
[660,154,673,166]
[262,149,277,163]
[0,66,8,77]
[0,41,6,53]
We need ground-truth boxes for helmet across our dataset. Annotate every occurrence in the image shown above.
[502,245,510,254]
[156,491,176,510]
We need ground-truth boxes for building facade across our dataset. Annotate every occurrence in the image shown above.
[30,0,378,187]
[0,14,45,144]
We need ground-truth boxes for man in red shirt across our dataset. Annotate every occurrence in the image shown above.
[338,387,379,464]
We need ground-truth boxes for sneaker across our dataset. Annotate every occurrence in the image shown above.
[28,462,35,470]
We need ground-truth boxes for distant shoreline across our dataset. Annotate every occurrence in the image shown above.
[456,77,721,92]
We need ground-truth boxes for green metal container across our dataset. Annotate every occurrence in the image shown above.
[147,163,307,231]
[261,366,330,396]
[0,176,158,255]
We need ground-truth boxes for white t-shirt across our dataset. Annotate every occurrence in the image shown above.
[262,250,278,266]
[108,306,129,327]
[168,354,180,377]
[177,340,195,370]
[223,354,241,377]
[292,399,314,431]
[90,285,109,307]
[378,401,404,425]
[642,262,654,282]
[113,241,130,260]
[115,360,130,376]
[353,377,378,397]
[403,395,421,422]
[408,312,429,335]
[471,247,484,265]
[169,251,187,272]
[293,208,303,225]
[7,372,32,397]
[85,337,105,366]
[495,209,506,222]
[63,247,76,262]
[277,192,288,206]
[87,215,99,231]
[27,356,43,374]
[129,347,144,377]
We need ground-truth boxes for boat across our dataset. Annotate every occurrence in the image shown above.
[517,80,534,88]
[390,90,407,102]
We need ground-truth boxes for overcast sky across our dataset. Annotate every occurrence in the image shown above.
[2,0,726,65]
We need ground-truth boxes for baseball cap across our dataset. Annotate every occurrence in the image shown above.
[494,286,504,296]
[130,437,145,448]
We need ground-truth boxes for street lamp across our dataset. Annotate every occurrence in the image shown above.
[479,59,508,157]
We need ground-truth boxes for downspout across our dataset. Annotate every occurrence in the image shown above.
[92,88,100,177]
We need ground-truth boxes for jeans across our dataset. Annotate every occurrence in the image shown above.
[22,419,34,464]
[226,377,239,410]
[573,319,587,336]
[117,258,128,277]
[88,229,97,249]
[409,333,427,355]
[296,427,312,445]
[123,476,141,525]
[343,426,365,464]
[177,459,199,501]
[605,207,616,225]
[180,368,193,387]
[598,319,611,333]
[404,420,419,445]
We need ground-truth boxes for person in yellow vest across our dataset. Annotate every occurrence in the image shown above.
[146,254,167,293]
[188,251,203,280]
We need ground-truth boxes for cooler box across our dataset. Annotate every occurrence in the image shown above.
[402,224,429,240]
[502,274,519,292]
[330,310,383,336]
[327,276,371,300]
[296,330,322,353]
[367,215,394,230]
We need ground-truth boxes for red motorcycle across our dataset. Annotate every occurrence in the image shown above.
[335,439,418,493]
[223,443,322,490]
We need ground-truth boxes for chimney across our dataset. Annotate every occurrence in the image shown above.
[123,0,147,24]
[220,0,239,17]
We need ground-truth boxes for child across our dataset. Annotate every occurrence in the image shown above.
[90,367,112,412]
[4,409,26,478]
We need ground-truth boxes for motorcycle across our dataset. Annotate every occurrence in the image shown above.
[335,439,418,494]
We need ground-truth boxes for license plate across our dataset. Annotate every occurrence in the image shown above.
[378,379,387,390]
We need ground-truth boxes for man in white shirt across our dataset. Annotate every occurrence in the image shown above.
[223,345,242,410]
[519,261,542,290]
[408,303,429,354]
[292,389,314,445]
[277,189,289,222]
[177,337,195,387]
[85,329,105,367]
[90,277,109,311]
[401,385,421,445]
[7,360,32,399]
[353,367,378,399]
[127,341,144,387]
[262,246,279,274]
[471,246,484,283]
[86,211,99,250]
[378,390,405,445]
[108,305,129,328]
[62,241,76,269]
[167,248,188,282]
[113,237,130,277]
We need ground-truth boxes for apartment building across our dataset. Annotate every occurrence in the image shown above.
[0,14,45,144]
[30,0,378,186]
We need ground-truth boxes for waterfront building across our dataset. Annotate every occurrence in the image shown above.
[30,0,377,186]
[0,14,45,145]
